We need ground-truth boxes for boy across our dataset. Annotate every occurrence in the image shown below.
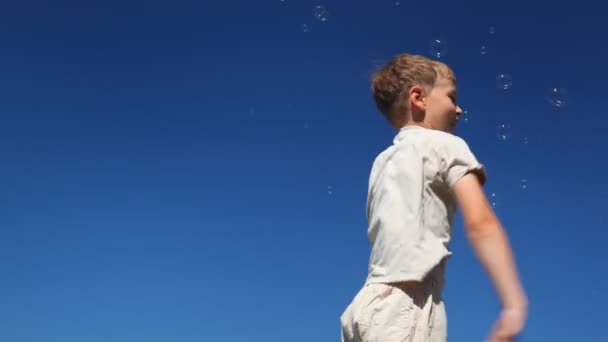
[340,54,528,342]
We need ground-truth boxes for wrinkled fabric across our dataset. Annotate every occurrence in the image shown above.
[341,262,447,342]
[365,126,485,285]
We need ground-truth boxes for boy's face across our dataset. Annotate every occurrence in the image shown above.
[410,77,463,133]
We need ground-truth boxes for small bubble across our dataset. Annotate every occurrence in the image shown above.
[394,0,401,5]
[462,110,472,123]
[520,179,528,190]
[490,192,498,208]
[489,26,496,35]
[327,185,333,195]
[313,5,329,22]
[497,73,513,90]
[496,123,511,141]
[480,45,487,55]
[546,87,568,108]
[429,38,448,59]
[521,136,529,145]
[301,24,309,33]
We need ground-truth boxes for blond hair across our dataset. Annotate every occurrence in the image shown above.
[371,54,456,128]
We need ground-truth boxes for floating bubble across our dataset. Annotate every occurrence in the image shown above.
[546,87,567,108]
[496,73,513,90]
[496,123,511,141]
[521,136,529,145]
[327,185,333,195]
[395,0,401,5]
[480,45,487,55]
[429,38,448,59]
[313,5,329,22]
[490,192,498,208]
[520,179,528,190]
[489,26,496,35]
[462,110,472,123]
[301,24,309,33]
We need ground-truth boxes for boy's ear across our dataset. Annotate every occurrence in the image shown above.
[409,85,426,111]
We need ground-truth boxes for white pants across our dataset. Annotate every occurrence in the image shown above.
[340,266,447,342]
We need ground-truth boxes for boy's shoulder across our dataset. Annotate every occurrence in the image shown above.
[395,127,467,149]
[424,128,464,142]
[392,129,477,167]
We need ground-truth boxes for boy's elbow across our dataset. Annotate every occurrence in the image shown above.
[465,219,503,240]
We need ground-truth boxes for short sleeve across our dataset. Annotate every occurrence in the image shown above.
[441,136,487,187]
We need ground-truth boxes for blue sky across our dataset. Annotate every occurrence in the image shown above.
[1,0,607,341]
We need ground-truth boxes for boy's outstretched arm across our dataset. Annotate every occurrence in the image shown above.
[453,173,528,339]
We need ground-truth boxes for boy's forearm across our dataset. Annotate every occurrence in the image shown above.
[466,223,528,309]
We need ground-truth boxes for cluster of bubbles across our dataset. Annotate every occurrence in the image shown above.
[270,9,567,197]
[488,178,528,208]
[430,29,493,59]
[285,3,329,33]
[313,5,330,22]
[427,26,546,200]
[481,27,494,55]
[427,26,568,150]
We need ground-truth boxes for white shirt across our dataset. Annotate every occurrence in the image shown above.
[365,126,487,284]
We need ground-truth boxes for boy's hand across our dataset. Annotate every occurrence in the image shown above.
[486,306,528,342]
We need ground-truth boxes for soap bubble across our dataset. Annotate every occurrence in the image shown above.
[546,87,568,108]
[430,38,448,59]
[462,110,472,123]
[496,123,511,141]
[490,192,498,208]
[313,5,329,22]
[497,73,513,90]
[520,179,528,190]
